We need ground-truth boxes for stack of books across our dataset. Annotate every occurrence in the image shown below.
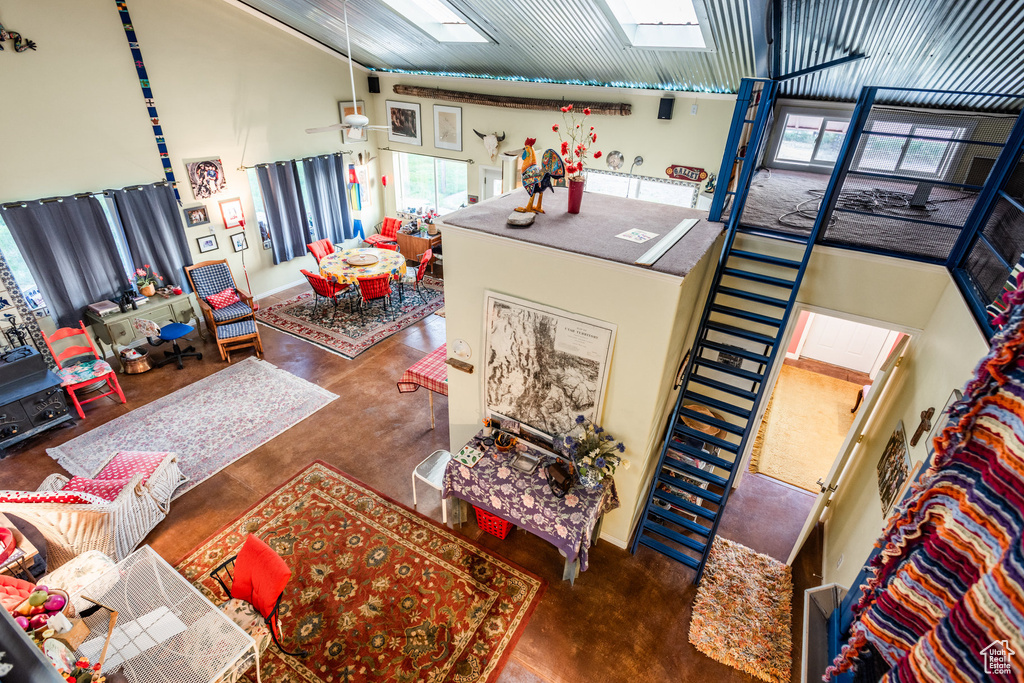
[87,300,120,317]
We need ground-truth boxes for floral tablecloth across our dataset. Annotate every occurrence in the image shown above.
[443,431,619,572]
[319,247,407,286]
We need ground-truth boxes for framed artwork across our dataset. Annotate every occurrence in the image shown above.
[196,234,218,253]
[219,198,244,230]
[339,100,367,143]
[183,205,210,227]
[386,100,422,146]
[483,291,617,440]
[433,104,462,151]
[877,420,911,517]
[185,158,227,199]
[355,166,371,207]
[230,232,248,252]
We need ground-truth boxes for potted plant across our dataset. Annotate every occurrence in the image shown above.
[552,106,603,214]
[134,264,162,297]
[555,415,628,490]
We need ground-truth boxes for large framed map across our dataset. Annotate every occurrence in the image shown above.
[483,292,617,439]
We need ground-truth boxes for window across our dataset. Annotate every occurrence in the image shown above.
[246,168,271,248]
[856,122,966,178]
[598,0,714,50]
[774,113,851,167]
[584,169,699,208]
[394,153,469,215]
[377,0,487,42]
[0,215,44,308]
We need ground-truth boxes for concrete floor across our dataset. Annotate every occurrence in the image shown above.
[0,283,822,683]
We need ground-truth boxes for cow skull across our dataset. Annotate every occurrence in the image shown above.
[474,130,506,161]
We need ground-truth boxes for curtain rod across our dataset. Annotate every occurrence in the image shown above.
[378,147,476,165]
[1,181,174,209]
[238,151,353,171]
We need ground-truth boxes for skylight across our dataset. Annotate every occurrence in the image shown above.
[600,0,714,50]
[378,0,488,43]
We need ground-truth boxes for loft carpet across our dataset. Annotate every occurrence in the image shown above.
[688,537,793,683]
[256,276,444,359]
[177,461,545,683]
[47,358,337,497]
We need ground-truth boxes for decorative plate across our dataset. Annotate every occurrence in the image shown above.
[345,253,379,266]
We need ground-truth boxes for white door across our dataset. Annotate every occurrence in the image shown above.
[799,314,893,374]
[480,166,503,200]
[785,335,909,565]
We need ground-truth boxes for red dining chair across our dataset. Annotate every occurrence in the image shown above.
[356,274,393,321]
[398,249,432,303]
[306,239,334,264]
[43,321,126,420]
[375,242,399,252]
[364,216,400,247]
[300,269,352,325]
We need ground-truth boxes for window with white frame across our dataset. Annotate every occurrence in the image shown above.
[394,152,469,215]
[854,121,967,179]
[598,0,715,50]
[772,111,852,169]
[584,169,699,208]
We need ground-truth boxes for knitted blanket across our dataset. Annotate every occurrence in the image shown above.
[827,306,1024,682]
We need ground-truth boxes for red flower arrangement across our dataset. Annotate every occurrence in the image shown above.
[554,104,602,181]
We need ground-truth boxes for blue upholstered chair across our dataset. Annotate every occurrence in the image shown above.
[184,259,263,362]
[131,318,203,369]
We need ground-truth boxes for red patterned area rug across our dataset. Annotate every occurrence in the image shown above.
[177,461,545,683]
[256,276,444,359]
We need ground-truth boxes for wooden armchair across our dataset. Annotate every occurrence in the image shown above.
[185,259,263,362]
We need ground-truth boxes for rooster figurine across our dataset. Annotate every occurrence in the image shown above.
[514,137,565,214]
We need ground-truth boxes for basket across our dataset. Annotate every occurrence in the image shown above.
[473,506,513,539]
[120,348,152,374]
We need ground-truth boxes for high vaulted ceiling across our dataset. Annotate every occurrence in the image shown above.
[241,0,1024,108]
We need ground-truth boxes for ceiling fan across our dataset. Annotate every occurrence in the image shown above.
[305,0,387,136]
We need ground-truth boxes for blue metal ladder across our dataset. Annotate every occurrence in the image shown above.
[629,83,875,582]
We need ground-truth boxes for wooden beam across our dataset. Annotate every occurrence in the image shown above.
[392,84,631,116]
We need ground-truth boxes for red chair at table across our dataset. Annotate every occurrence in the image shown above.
[400,248,432,304]
[300,269,352,325]
[43,321,126,420]
[364,216,400,247]
[356,274,393,321]
[306,239,335,264]
[376,242,399,252]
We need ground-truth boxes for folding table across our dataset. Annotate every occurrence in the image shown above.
[397,344,448,429]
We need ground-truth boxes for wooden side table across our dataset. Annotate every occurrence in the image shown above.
[0,513,39,579]
[395,230,441,270]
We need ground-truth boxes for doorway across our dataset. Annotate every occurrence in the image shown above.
[480,166,503,201]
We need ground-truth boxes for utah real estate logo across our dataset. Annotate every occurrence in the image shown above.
[980,640,1015,676]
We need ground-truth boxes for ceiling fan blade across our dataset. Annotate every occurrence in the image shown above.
[305,123,347,134]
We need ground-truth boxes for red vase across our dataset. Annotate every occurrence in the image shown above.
[567,178,584,214]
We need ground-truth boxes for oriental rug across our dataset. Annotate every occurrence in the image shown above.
[256,276,444,359]
[689,537,792,683]
[47,358,337,498]
[177,461,545,683]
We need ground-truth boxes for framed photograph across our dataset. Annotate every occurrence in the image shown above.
[219,198,244,230]
[196,234,218,253]
[185,158,227,199]
[339,100,367,143]
[183,205,210,227]
[876,420,911,517]
[433,104,462,151]
[386,100,422,146]
[230,231,248,252]
[483,291,617,440]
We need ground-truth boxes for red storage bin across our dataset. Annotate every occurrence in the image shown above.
[473,506,514,539]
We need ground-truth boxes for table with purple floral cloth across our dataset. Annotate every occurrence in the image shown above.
[442,431,619,572]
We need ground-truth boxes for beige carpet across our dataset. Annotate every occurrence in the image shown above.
[749,364,862,492]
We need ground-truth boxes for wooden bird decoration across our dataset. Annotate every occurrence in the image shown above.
[514,137,565,214]
[0,22,36,52]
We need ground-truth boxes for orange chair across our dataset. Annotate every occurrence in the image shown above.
[43,321,126,420]
[400,248,432,304]
[300,269,352,325]
[306,239,334,263]
[376,242,399,252]
[364,217,400,247]
[356,274,393,321]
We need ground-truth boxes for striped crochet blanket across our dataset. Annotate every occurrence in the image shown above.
[827,306,1024,682]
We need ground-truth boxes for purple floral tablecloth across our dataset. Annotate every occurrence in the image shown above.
[442,432,619,571]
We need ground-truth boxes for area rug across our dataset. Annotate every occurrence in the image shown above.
[257,276,444,359]
[748,364,862,491]
[47,358,337,497]
[177,461,546,683]
[689,537,792,683]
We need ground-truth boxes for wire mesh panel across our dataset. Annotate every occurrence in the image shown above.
[75,546,256,683]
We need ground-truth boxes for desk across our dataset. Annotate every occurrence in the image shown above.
[84,293,202,372]
[443,431,619,583]
[319,248,407,286]
[0,513,38,580]
[397,344,447,429]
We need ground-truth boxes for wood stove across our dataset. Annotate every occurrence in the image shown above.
[0,347,72,458]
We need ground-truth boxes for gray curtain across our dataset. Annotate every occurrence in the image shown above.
[256,162,309,265]
[111,183,194,292]
[1,196,130,327]
[302,154,353,243]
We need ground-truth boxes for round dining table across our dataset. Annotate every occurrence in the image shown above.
[319,247,407,286]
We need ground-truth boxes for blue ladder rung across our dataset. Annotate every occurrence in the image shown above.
[638,535,701,569]
[688,374,758,401]
[705,321,777,346]
[653,485,718,520]
[693,356,766,383]
[664,454,729,488]
[644,519,708,554]
[678,404,746,435]
[648,504,713,537]
[717,286,789,308]
[666,438,735,471]
[722,267,796,289]
[672,423,739,454]
[682,391,752,419]
[710,304,784,328]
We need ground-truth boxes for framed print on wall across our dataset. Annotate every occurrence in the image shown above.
[183,205,210,227]
[230,231,248,252]
[196,234,218,253]
[219,198,245,229]
[185,158,227,199]
[340,100,367,143]
[386,100,422,146]
[433,104,462,151]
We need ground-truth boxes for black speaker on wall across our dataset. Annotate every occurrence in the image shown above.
[368,76,380,94]
[657,97,674,120]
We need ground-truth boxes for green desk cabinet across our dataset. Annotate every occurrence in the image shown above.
[84,293,202,371]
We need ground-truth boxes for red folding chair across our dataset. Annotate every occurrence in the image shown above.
[356,274,393,321]
[306,239,334,263]
[300,269,352,325]
[43,321,126,420]
[364,216,400,247]
[376,242,399,252]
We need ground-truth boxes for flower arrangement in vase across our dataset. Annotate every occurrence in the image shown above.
[134,264,163,297]
[556,415,628,490]
[552,105,603,214]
